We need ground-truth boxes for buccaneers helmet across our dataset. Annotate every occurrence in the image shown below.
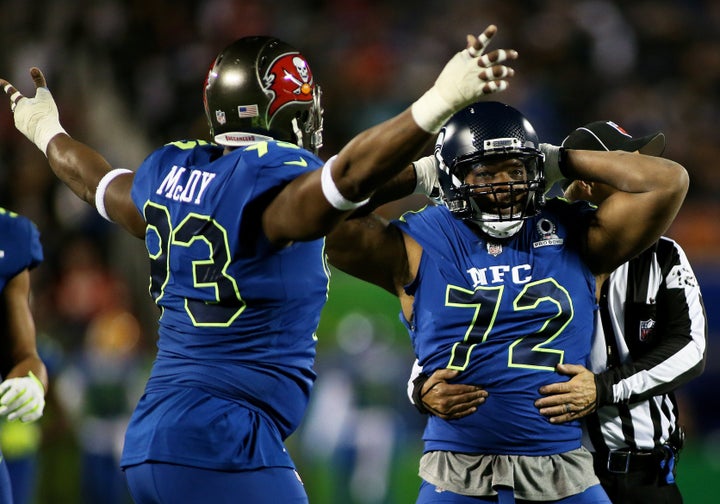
[434,101,545,238]
[203,36,323,153]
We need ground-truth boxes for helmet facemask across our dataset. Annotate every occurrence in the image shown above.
[291,85,324,152]
[435,102,546,239]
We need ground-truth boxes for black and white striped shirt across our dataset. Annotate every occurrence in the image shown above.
[584,236,707,453]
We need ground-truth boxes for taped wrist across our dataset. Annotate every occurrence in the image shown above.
[411,373,431,415]
[411,87,453,134]
[35,120,67,155]
[11,87,68,156]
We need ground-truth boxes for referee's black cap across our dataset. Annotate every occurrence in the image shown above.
[562,120,665,156]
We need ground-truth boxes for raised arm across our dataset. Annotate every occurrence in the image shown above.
[557,149,688,274]
[0,70,146,238]
[262,26,517,246]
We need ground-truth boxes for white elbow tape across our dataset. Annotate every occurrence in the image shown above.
[320,155,370,210]
[95,168,132,222]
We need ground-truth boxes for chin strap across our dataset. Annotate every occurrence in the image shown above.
[470,207,524,239]
[474,218,524,239]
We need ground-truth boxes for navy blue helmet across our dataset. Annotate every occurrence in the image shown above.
[434,101,545,237]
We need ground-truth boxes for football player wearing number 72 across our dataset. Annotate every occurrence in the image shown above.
[325,101,688,503]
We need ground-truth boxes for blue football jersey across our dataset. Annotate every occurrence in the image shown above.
[394,199,597,456]
[0,208,43,292]
[122,139,330,470]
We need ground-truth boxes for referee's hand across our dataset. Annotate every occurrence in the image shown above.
[534,363,597,424]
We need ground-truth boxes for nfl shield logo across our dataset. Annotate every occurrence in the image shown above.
[487,242,502,256]
[216,110,226,125]
[639,319,656,341]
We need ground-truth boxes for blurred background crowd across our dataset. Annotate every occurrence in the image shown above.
[0,0,719,502]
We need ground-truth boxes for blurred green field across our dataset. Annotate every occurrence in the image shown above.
[27,268,720,502]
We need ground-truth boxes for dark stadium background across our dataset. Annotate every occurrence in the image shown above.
[1,1,718,502]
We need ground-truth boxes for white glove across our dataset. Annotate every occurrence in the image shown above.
[540,143,569,194]
[0,372,46,423]
[412,155,439,196]
[411,25,517,133]
[1,68,67,155]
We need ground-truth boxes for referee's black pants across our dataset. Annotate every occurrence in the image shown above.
[592,452,683,504]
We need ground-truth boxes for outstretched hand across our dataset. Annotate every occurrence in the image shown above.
[420,368,488,420]
[411,24,518,133]
[463,25,518,95]
[0,67,67,154]
[535,363,598,424]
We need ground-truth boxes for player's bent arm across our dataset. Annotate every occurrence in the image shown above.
[46,135,146,238]
[565,149,689,274]
[2,270,48,390]
[326,213,411,296]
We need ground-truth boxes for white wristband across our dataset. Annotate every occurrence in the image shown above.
[95,168,132,221]
[539,143,568,194]
[413,155,439,195]
[320,156,370,210]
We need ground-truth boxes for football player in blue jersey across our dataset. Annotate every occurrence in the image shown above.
[0,208,48,504]
[325,101,688,503]
[0,27,519,504]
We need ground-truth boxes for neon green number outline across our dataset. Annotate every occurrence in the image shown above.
[445,278,573,371]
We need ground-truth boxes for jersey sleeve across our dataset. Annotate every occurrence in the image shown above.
[24,218,43,270]
[0,210,43,295]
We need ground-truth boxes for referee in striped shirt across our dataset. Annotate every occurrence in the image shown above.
[410,120,707,503]
[534,121,708,503]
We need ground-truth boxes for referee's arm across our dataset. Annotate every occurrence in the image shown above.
[595,241,708,406]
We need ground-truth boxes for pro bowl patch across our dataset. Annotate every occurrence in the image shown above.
[533,218,564,248]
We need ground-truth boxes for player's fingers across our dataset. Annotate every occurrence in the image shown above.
[466,25,497,56]
[479,49,518,67]
[477,24,497,50]
[481,80,509,94]
[430,368,461,381]
[480,65,514,81]
[1,82,24,109]
[30,67,47,89]
[446,405,478,419]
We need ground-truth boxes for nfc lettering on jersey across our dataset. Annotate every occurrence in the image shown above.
[467,264,532,287]
[156,165,217,204]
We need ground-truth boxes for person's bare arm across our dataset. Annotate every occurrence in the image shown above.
[0,269,48,422]
[0,69,146,238]
[47,136,146,238]
[326,213,411,296]
[263,26,518,246]
[2,270,47,388]
[563,149,688,274]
